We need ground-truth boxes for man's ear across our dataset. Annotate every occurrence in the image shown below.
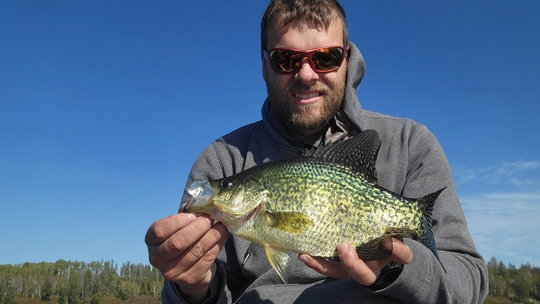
[262,55,269,83]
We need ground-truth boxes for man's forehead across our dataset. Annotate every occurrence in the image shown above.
[271,18,342,34]
[266,19,344,46]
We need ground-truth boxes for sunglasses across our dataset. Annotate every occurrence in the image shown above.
[263,46,348,74]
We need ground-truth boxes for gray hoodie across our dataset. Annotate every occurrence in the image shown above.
[162,43,489,303]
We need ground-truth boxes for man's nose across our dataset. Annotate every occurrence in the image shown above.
[295,58,319,84]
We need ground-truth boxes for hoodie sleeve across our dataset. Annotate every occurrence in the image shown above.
[161,260,232,304]
[367,122,489,303]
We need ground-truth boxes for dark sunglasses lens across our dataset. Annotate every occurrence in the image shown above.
[312,48,343,70]
[269,49,301,73]
[268,47,344,73]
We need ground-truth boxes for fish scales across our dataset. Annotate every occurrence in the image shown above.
[185,129,444,282]
[233,157,425,258]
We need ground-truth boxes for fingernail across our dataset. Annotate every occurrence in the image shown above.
[186,213,197,221]
[298,254,311,264]
[337,243,349,257]
[201,215,213,225]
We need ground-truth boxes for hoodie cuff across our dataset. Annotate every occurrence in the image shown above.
[162,260,227,304]
[367,262,404,290]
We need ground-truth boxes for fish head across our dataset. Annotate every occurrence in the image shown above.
[184,177,266,226]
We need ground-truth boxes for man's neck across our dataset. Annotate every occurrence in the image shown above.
[287,126,328,147]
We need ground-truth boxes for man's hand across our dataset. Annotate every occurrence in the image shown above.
[298,238,412,286]
[145,213,229,303]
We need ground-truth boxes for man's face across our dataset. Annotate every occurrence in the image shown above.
[263,20,348,137]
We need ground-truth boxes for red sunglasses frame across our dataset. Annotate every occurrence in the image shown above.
[263,46,349,74]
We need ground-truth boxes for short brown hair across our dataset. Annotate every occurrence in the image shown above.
[261,0,349,51]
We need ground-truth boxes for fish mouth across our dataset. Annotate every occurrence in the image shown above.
[228,200,263,222]
[246,202,261,220]
[182,179,264,225]
[213,188,264,224]
[210,201,263,228]
[182,180,216,212]
[183,179,264,225]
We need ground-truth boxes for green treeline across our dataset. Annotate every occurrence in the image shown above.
[485,257,540,304]
[1,257,539,304]
[0,260,163,304]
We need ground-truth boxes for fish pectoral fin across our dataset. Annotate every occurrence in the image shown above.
[355,236,394,261]
[264,245,290,283]
[265,211,311,233]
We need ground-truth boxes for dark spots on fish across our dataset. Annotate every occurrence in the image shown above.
[337,199,346,213]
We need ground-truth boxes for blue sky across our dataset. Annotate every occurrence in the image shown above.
[1,1,539,268]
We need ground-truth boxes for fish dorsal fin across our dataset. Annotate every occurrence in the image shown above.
[306,129,381,184]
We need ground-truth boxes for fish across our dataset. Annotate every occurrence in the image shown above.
[184,129,445,282]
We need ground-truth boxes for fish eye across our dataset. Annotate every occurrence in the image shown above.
[220,180,232,188]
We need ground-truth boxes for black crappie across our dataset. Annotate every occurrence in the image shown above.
[184,129,444,282]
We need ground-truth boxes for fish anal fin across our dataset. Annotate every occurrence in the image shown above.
[355,237,394,261]
[265,211,311,233]
[264,245,290,283]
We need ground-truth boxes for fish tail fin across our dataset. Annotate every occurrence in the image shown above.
[417,187,447,272]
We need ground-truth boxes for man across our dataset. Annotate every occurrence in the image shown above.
[145,0,489,303]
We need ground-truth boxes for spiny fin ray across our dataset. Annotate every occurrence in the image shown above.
[264,245,290,283]
[355,236,394,261]
[305,129,381,184]
[416,187,447,272]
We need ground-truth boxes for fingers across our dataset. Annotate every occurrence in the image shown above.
[145,213,230,283]
[146,214,211,266]
[297,254,348,279]
[144,213,228,302]
[177,221,230,270]
[387,239,412,265]
[337,242,380,285]
[298,243,378,284]
[164,221,229,284]
[299,239,413,286]
[145,213,197,246]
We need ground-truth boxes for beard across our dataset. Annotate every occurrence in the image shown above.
[267,81,345,134]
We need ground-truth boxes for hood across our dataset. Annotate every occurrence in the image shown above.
[261,42,366,149]
[339,41,366,134]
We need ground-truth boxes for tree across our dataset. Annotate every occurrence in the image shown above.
[117,281,140,301]
[1,259,165,302]
[512,264,533,302]
[2,293,16,304]
[41,279,53,301]
[57,284,68,304]
[66,274,81,304]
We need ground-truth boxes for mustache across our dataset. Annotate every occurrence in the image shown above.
[284,82,329,95]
